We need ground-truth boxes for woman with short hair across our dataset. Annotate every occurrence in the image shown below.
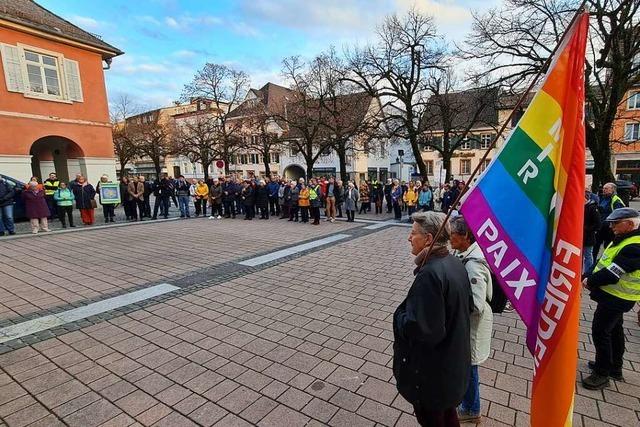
[394,211,471,426]
[73,175,96,225]
[450,215,493,424]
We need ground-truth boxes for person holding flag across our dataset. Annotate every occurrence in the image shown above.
[582,207,640,390]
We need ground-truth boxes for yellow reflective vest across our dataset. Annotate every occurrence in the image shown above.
[43,179,60,196]
[593,235,640,301]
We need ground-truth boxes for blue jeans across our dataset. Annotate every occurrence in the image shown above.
[178,195,190,217]
[460,365,480,415]
[583,246,594,275]
[0,204,15,234]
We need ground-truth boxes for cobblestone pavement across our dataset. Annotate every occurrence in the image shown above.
[0,219,639,427]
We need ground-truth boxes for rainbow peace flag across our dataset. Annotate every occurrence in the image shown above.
[460,12,589,427]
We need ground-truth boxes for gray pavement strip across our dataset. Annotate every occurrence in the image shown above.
[0,223,397,351]
[0,283,179,344]
[238,233,351,266]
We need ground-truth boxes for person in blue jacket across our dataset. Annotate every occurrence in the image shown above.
[267,177,280,217]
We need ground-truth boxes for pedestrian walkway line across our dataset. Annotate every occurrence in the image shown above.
[0,283,179,344]
[238,234,351,267]
[363,221,395,230]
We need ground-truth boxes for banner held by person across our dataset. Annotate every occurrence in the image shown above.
[459,11,589,427]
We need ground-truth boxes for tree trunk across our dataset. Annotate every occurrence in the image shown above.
[264,156,271,177]
[305,157,315,180]
[153,158,162,179]
[442,153,452,183]
[203,162,210,181]
[590,139,614,191]
[408,133,428,182]
[336,143,348,183]
[119,161,127,178]
[223,145,230,175]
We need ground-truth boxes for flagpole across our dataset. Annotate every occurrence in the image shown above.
[419,1,589,265]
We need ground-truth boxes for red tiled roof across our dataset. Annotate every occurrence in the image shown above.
[0,0,123,58]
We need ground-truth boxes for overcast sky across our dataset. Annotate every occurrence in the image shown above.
[39,0,501,110]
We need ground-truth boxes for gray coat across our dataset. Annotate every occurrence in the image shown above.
[455,242,493,365]
[343,187,359,211]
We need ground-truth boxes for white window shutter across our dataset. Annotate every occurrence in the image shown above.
[64,58,83,102]
[0,44,26,93]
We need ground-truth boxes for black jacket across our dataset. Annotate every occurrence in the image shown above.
[72,184,96,209]
[241,186,255,206]
[583,200,600,247]
[153,179,172,197]
[255,186,269,209]
[393,254,471,409]
[0,180,15,207]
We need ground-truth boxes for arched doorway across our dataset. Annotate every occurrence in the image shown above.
[283,164,305,181]
[30,136,85,182]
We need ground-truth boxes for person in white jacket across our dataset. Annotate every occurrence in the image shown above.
[450,215,493,424]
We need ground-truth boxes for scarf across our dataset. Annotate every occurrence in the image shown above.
[413,244,449,274]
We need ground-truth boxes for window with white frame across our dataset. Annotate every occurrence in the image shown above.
[628,92,640,110]
[249,153,259,164]
[459,139,471,150]
[0,43,83,102]
[240,154,248,164]
[625,123,640,141]
[24,50,61,96]
[271,152,280,163]
[460,159,471,175]
[426,160,434,176]
[480,134,493,149]
[480,159,491,172]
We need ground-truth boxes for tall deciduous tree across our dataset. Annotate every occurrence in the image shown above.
[420,68,499,182]
[181,63,249,174]
[345,8,445,179]
[110,95,141,177]
[278,55,331,179]
[460,0,640,189]
[245,111,283,178]
[134,117,175,178]
[174,113,219,180]
[315,49,384,183]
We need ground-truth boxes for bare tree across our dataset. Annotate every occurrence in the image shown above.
[345,8,445,178]
[181,63,249,174]
[110,94,141,177]
[277,55,332,179]
[311,48,385,182]
[133,118,175,178]
[245,111,283,177]
[174,113,219,180]
[420,67,499,182]
[460,0,640,189]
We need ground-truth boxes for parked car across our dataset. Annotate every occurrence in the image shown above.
[0,174,26,221]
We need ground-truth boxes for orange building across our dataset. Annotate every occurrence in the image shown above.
[0,0,122,183]
[610,86,640,181]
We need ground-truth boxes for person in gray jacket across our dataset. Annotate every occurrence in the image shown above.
[450,216,493,424]
[289,181,300,222]
[343,181,359,222]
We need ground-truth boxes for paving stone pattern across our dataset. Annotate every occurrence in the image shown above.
[0,220,639,426]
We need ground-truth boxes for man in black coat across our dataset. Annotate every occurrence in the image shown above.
[583,192,601,275]
[0,176,16,236]
[394,211,471,426]
[384,179,393,213]
[151,174,171,219]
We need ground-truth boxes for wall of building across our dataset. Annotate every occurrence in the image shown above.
[0,25,115,182]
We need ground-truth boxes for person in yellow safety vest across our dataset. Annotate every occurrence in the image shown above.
[308,178,322,225]
[582,207,640,390]
[593,182,626,259]
[43,172,60,218]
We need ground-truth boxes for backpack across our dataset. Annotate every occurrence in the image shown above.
[461,257,509,314]
[487,272,508,314]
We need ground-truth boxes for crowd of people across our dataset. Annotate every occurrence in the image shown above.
[0,172,464,235]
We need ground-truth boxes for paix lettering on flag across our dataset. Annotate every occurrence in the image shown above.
[459,11,589,427]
